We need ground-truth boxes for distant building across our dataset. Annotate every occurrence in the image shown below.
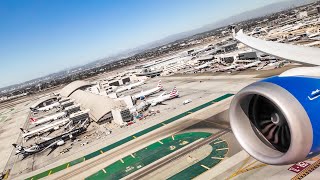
[30,96,60,111]
[220,42,238,53]
[307,9,319,16]
[61,80,132,125]
[297,11,308,19]
[221,56,235,64]
[135,68,162,77]
[238,52,258,60]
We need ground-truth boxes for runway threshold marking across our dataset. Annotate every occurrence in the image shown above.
[201,164,210,170]
[291,159,320,180]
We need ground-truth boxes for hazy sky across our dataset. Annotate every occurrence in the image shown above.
[0,0,281,88]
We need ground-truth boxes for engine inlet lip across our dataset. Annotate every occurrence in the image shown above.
[230,81,313,165]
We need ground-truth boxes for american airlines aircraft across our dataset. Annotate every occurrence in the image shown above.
[30,111,67,126]
[116,80,145,93]
[147,87,179,106]
[229,29,320,165]
[132,80,163,100]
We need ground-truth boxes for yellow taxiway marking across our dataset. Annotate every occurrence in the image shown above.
[100,150,104,154]
[48,170,52,176]
[67,163,70,168]
[211,157,224,160]
[131,154,135,158]
[227,157,251,179]
[102,168,107,174]
[227,160,267,179]
[292,159,320,180]
[158,140,163,144]
[172,135,175,140]
[120,159,124,163]
[201,164,210,170]
[133,136,137,139]
[214,140,225,144]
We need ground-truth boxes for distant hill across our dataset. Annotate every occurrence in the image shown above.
[1,0,318,91]
[130,0,318,52]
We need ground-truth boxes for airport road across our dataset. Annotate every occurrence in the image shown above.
[50,96,233,180]
[127,129,230,180]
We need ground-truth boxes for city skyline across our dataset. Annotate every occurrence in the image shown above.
[0,0,282,88]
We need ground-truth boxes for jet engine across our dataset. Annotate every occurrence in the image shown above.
[230,76,320,165]
[57,140,65,146]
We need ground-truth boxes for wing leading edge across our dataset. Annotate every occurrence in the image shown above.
[235,30,320,66]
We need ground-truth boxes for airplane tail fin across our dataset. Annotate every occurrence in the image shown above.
[30,107,38,112]
[157,80,163,88]
[228,25,236,39]
[12,144,17,148]
[20,128,28,133]
[169,87,178,97]
[29,117,37,123]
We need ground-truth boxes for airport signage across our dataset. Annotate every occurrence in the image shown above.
[288,161,310,173]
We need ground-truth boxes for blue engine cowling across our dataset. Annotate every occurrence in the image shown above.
[230,76,320,165]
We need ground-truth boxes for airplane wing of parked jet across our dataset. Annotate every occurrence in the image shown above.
[235,30,320,66]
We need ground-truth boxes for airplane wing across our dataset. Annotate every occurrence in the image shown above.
[235,30,320,66]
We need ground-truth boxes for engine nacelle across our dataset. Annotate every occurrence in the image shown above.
[57,140,65,146]
[230,76,320,165]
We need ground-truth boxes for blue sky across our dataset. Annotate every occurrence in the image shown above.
[0,0,281,88]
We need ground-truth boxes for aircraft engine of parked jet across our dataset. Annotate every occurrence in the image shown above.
[57,140,65,146]
[230,76,320,165]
